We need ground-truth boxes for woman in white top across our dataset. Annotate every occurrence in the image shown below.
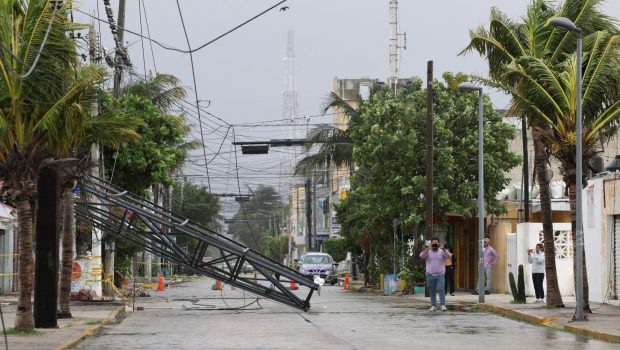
[528,243,545,302]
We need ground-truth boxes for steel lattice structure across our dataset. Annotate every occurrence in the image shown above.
[75,176,319,311]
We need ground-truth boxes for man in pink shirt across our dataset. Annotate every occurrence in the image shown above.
[420,237,452,311]
[473,238,499,295]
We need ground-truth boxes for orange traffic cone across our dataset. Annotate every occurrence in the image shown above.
[342,272,350,290]
[289,280,298,290]
[156,273,165,292]
[212,279,222,290]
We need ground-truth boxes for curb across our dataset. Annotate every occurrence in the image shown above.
[564,323,620,343]
[53,305,125,350]
[476,303,620,343]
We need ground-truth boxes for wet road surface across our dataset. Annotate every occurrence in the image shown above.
[77,278,619,349]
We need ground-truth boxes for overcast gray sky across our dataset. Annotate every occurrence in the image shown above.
[76,0,620,216]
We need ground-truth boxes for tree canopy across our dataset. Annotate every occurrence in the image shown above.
[337,73,520,254]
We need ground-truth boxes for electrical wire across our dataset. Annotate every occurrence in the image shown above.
[175,0,211,190]
[140,0,158,74]
[75,0,286,55]
[137,0,147,78]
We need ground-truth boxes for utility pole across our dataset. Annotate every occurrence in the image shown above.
[113,0,127,99]
[425,61,434,240]
[88,23,103,299]
[522,117,530,222]
[104,0,127,298]
[305,178,313,252]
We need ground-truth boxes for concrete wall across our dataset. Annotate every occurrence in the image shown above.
[583,175,620,304]
[489,221,511,294]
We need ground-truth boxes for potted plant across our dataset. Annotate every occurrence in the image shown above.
[412,260,426,294]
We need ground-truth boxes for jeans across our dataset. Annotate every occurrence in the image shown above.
[532,273,545,299]
[426,273,446,306]
[484,266,492,292]
[445,266,455,294]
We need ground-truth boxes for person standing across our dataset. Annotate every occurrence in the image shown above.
[528,243,545,302]
[420,237,452,311]
[473,238,499,295]
[444,245,456,296]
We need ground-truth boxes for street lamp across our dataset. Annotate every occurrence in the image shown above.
[458,82,485,304]
[548,16,584,321]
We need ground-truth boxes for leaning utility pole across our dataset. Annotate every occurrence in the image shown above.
[425,61,434,240]
[103,0,127,297]
[88,23,104,299]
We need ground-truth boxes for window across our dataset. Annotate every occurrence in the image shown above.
[538,230,573,259]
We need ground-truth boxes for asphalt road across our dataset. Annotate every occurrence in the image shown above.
[77,278,619,350]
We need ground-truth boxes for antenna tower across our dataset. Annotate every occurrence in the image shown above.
[280,30,299,195]
[388,0,406,92]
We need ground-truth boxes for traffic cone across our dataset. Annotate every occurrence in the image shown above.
[156,273,165,292]
[342,272,350,290]
[289,280,298,290]
[212,279,222,290]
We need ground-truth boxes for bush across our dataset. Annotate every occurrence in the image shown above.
[323,238,347,262]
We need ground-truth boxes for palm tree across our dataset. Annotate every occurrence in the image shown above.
[0,0,107,330]
[295,92,361,175]
[496,31,620,312]
[461,0,616,308]
[56,89,140,318]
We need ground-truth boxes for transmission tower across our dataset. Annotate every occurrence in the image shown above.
[279,30,299,195]
[388,0,406,92]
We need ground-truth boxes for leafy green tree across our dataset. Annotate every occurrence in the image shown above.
[337,74,520,282]
[102,93,192,194]
[171,181,220,254]
[461,0,617,308]
[0,0,111,330]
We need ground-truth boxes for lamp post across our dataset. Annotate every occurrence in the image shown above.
[549,16,584,321]
[458,83,485,304]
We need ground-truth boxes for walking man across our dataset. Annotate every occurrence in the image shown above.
[420,237,452,311]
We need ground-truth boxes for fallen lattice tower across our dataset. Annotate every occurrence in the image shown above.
[76,176,319,311]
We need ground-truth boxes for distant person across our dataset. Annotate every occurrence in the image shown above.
[420,237,452,311]
[528,243,545,303]
[473,238,499,295]
[444,244,456,296]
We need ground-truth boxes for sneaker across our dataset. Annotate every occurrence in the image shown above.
[429,306,436,312]
[472,290,479,295]
[441,305,447,311]
[485,290,490,295]
[450,293,455,296]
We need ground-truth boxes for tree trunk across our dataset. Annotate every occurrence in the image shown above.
[532,126,564,307]
[58,190,75,318]
[564,173,592,313]
[15,197,35,330]
[34,166,60,328]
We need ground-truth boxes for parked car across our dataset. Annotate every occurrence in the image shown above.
[240,262,254,274]
[297,252,338,285]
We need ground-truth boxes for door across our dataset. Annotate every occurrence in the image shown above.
[614,216,620,299]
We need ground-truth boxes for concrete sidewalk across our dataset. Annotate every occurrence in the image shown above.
[407,291,620,343]
[0,295,124,350]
